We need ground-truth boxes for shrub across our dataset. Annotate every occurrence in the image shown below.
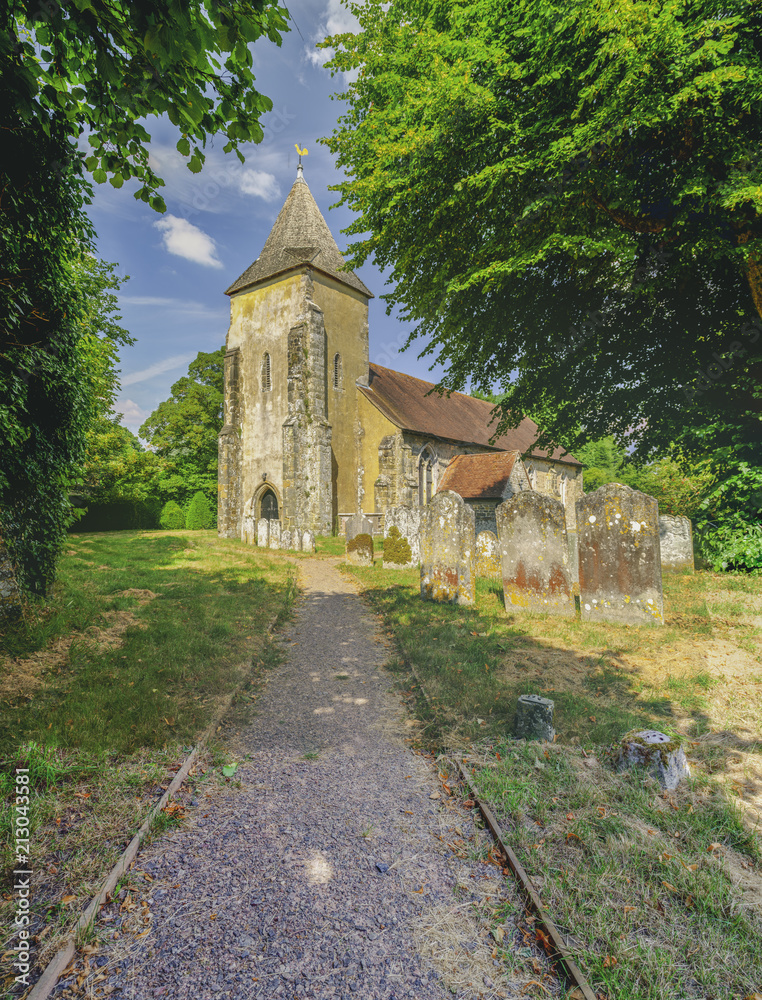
[159,500,186,530]
[383,525,412,565]
[185,492,215,530]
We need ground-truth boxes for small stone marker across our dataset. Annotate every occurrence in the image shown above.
[281,529,292,551]
[659,515,694,573]
[616,730,690,791]
[257,518,269,548]
[514,695,555,742]
[268,520,281,550]
[346,512,373,542]
[383,505,422,564]
[496,492,573,616]
[476,530,501,580]
[577,483,664,626]
[420,490,475,606]
[302,530,315,553]
[346,532,373,566]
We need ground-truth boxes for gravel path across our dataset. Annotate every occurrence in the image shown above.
[53,558,553,1000]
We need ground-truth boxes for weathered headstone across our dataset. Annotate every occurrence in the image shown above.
[302,530,315,553]
[616,730,690,791]
[346,532,373,566]
[659,515,694,573]
[514,695,555,742]
[291,526,303,552]
[475,530,501,581]
[496,492,573,616]
[0,535,21,620]
[420,491,475,606]
[281,529,292,552]
[383,505,423,564]
[268,520,282,550]
[566,529,579,586]
[257,518,269,548]
[346,512,373,542]
[577,484,664,625]
[241,508,256,545]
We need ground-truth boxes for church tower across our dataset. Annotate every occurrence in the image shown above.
[218,162,372,539]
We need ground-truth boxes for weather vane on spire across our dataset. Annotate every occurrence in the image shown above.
[295,143,308,178]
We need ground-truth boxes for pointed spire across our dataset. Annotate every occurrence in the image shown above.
[226,160,372,298]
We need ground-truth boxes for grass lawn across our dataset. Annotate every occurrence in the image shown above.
[344,557,762,999]
[0,530,296,981]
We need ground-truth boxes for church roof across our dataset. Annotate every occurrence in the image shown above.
[226,171,373,298]
[359,363,581,465]
[437,451,524,499]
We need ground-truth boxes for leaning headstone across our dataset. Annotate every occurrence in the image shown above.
[420,490,475,606]
[268,520,282,551]
[346,512,373,543]
[384,505,423,564]
[577,484,664,625]
[616,730,690,791]
[257,518,269,548]
[476,530,501,581]
[346,532,373,566]
[514,695,555,742]
[496,492,574,616]
[302,530,315,554]
[281,529,292,552]
[659,515,694,573]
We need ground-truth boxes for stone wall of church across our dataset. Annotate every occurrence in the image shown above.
[525,458,584,530]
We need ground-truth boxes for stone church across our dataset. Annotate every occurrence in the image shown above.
[217,165,582,540]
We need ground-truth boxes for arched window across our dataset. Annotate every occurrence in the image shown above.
[260,489,278,520]
[418,446,436,505]
[527,463,537,489]
[559,473,568,505]
[333,353,343,390]
[261,352,271,392]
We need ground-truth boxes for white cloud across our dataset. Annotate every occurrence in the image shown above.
[238,169,281,202]
[120,353,197,387]
[115,398,149,432]
[154,215,223,268]
[119,295,227,321]
[305,0,360,79]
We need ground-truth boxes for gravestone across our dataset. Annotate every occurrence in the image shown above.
[514,695,555,742]
[496,492,573,616]
[577,484,664,626]
[346,532,373,566]
[257,518,269,548]
[242,509,256,545]
[659,515,694,573]
[281,529,292,552]
[616,730,690,791]
[566,529,579,586]
[346,512,373,542]
[0,536,21,620]
[302,530,315,553]
[268,520,282,551]
[475,530,501,581]
[420,490,475,606]
[291,526,303,552]
[383,505,423,564]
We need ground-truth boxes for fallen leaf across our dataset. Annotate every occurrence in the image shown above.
[491,926,505,944]
[61,895,77,905]
[623,906,636,914]
[566,812,575,821]
[662,881,678,892]
[602,955,617,968]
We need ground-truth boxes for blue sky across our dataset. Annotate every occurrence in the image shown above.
[88,0,446,436]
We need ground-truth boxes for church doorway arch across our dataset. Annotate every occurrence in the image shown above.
[258,487,279,521]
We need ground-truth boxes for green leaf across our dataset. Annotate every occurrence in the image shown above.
[176,136,190,157]
[221,763,238,777]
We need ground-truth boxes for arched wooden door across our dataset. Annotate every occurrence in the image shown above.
[260,489,279,521]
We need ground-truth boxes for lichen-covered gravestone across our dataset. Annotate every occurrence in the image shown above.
[346,532,373,566]
[475,530,501,581]
[268,520,282,550]
[577,484,664,625]
[616,730,690,791]
[302,530,315,553]
[281,529,292,551]
[514,695,555,741]
[496,492,573,616]
[659,515,694,573]
[383,505,422,564]
[345,512,373,543]
[420,490,475,606]
[257,518,269,548]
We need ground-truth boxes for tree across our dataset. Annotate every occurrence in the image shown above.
[2,0,289,210]
[159,500,185,530]
[185,491,215,530]
[322,0,762,464]
[140,348,224,510]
